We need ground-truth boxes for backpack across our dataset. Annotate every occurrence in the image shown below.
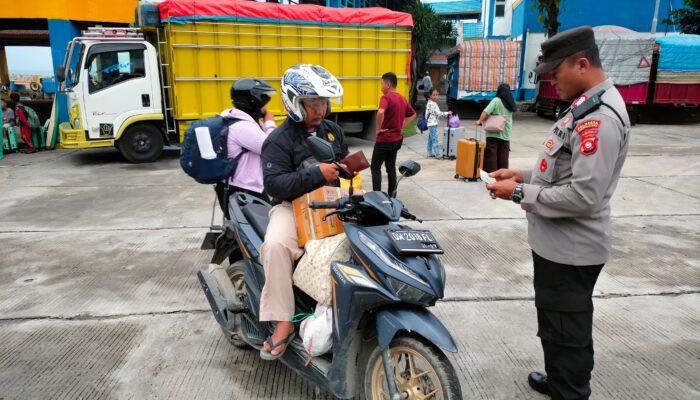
[16,104,41,129]
[417,110,428,132]
[180,115,247,184]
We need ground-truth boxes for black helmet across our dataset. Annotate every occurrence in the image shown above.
[230,78,276,113]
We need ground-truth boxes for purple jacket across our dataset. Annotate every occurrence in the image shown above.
[221,108,276,193]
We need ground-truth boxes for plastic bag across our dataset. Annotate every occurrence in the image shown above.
[448,114,460,128]
[299,304,333,357]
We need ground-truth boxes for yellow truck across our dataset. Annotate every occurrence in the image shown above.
[56,0,413,162]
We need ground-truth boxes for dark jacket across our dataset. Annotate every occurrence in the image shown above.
[262,117,349,204]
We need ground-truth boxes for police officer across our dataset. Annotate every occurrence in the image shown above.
[485,26,630,399]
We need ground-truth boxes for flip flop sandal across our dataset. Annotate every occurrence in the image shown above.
[259,332,296,361]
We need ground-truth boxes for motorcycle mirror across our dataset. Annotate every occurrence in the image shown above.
[56,66,66,83]
[398,160,421,177]
[306,136,336,163]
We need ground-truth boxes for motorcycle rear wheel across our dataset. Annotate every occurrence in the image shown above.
[221,261,250,349]
[364,335,462,400]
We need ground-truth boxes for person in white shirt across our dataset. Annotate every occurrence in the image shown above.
[424,88,451,159]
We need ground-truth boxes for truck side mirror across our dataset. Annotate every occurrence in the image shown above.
[56,66,65,82]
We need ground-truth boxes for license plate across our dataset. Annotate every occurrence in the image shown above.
[386,229,444,255]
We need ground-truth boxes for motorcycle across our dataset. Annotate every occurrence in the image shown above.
[197,136,462,399]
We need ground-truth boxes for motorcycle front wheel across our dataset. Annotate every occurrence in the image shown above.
[363,335,462,400]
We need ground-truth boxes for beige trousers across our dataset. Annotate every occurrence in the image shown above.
[259,202,304,322]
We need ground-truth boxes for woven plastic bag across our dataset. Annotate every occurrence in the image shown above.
[294,233,351,305]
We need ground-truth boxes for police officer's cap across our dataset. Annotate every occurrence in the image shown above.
[534,26,596,74]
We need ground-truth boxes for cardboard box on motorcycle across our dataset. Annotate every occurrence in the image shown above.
[293,185,364,247]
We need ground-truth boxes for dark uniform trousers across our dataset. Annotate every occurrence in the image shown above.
[533,251,604,400]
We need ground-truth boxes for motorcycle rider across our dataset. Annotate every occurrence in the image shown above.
[215,78,277,216]
[259,64,349,360]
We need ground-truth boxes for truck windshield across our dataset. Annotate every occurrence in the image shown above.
[65,42,84,89]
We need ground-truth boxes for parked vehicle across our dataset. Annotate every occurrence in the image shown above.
[649,34,700,108]
[535,28,700,123]
[55,0,413,162]
[446,40,521,109]
[197,136,462,399]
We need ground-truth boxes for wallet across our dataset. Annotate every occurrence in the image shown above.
[338,150,369,178]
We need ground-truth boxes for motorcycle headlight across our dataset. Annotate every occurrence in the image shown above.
[385,275,435,305]
[73,117,80,128]
[357,231,429,287]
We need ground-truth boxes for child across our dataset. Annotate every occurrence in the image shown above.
[425,88,451,160]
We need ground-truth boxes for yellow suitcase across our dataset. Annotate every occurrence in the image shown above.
[454,127,484,181]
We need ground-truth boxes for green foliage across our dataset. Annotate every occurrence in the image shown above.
[532,0,562,37]
[406,2,455,106]
[662,0,700,34]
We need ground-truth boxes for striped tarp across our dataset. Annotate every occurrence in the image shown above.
[655,71,700,84]
[457,40,521,92]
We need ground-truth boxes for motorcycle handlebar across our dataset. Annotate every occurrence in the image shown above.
[309,201,341,210]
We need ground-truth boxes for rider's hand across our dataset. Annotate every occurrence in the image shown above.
[320,163,341,182]
[490,168,523,183]
[262,107,274,121]
[447,111,453,115]
[475,120,482,126]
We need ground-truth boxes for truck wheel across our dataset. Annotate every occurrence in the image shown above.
[535,100,545,117]
[363,335,462,400]
[118,124,163,163]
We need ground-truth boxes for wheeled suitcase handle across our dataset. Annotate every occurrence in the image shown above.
[471,125,483,178]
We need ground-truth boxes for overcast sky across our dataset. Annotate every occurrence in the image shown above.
[6,47,55,75]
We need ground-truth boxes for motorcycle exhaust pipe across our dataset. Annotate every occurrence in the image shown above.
[198,263,247,328]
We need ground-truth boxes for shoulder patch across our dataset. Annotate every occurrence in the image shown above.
[327,132,336,142]
[575,119,601,136]
[579,134,599,156]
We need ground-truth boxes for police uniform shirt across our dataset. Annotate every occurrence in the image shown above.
[520,78,630,266]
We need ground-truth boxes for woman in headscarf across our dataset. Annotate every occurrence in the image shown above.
[476,83,516,172]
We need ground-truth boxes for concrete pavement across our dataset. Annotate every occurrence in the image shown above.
[0,113,698,399]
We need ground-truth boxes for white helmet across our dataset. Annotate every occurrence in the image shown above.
[281,64,343,122]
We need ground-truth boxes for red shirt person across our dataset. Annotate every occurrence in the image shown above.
[372,72,416,197]
[10,93,36,153]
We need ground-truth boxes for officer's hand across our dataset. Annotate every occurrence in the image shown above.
[490,168,523,183]
[486,180,518,200]
[447,111,453,115]
[320,163,341,182]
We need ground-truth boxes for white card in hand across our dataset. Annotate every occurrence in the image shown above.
[480,169,496,184]
[195,126,217,160]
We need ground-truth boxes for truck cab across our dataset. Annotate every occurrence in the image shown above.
[58,28,165,162]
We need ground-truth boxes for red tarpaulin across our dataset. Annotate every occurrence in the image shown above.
[158,0,413,27]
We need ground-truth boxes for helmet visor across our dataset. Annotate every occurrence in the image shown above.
[299,95,342,111]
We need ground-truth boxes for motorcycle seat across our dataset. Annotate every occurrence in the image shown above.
[242,203,270,238]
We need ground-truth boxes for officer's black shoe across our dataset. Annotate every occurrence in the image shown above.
[528,371,550,395]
